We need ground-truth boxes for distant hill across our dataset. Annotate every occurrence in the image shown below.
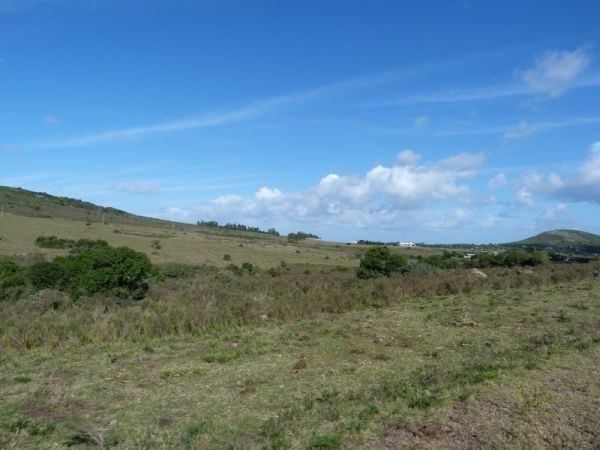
[0,185,186,229]
[508,229,600,256]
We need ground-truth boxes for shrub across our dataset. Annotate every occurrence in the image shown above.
[0,258,27,301]
[66,246,152,297]
[25,246,152,299]
[357,246,407,279]
[28,261,70,290]
[34,236,109,254]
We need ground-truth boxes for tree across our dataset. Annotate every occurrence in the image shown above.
[357,246,407,279]
[151,240,162,255]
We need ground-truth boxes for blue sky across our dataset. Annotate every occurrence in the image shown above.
[1,0,599,243]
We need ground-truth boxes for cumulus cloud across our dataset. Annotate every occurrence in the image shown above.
[112,180,160,194]
[255,186,283,201]
[396,150,422,166]
[540,203,568,222]
[193,151,485,231]
[488,172,508,189]
[518,142,600,204]
[518,47,591,98]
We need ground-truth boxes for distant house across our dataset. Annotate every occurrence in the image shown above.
[398,242,416,248]
[464,253,476,259]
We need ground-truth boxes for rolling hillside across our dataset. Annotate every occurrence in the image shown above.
[0,185,184,229]
[508,229,600,255]
[0,185,368,267]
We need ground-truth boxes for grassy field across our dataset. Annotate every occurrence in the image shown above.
[1,198,599,448]
[1,278,598,448]
[0,212,437,268]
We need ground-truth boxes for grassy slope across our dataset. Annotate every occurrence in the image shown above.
[0,186,179,229]
[0,212,436,268]
[1,279,598,448]
[511,229,600,247]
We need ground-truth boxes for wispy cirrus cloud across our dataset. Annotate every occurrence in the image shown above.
[33,47,530,150]
[431,115,600,139]
[377,47,597,107]
[518,47,591,97]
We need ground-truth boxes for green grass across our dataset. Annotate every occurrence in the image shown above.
[0,212,363,268]
[1,278,598,448]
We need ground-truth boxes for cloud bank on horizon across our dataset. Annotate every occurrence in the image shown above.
[1,0,599,242]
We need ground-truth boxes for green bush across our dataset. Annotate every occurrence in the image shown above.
[0,258,27,301]
[28,261,70,290]
[357,246,407,279]
[26,246,152,299]
[66,246,152,297]
[34,236,108,254]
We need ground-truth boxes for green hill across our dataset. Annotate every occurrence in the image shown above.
[0,185,180,229]
[513,229,600,246]
[508,229,600,255]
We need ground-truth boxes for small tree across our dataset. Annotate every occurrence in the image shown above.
[357,246,407,279]
[151,240,162,255]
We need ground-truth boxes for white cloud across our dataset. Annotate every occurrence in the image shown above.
[518,47,591,97]
[482,214,502,228]
[112,180,160,194]
[255,187,282,201]
[488,172,508,189]
[192,151,485,231]
[380,47,596,107]
[540,203,568,221]
[503,121,539,142]
[437,152,486,172]
[517,142,600,204]
[517,187,535,207]
[395,150,421,166]
[413,115,429,128]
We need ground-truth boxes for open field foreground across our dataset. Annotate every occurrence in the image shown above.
[1,276,599,449]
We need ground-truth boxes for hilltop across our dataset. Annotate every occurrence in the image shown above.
[0,185,185,229]
[511,229,600,247]
[508,229,600,255]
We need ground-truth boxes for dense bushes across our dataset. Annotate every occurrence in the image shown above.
[357,246,408,279]
[47,246,151,298]
[35,236,109,253]
[287,231,320,242]
[419,248,549,270]
[0,259,27,301]
[4,245,153,301]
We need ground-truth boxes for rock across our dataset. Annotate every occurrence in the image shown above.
[292,357,307,373]
[240,386,256,394]
[470,268,487,278]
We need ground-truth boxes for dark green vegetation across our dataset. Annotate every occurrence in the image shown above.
[287,231,321,242]
[197,220,281,236]
[357,246,408,278]
[35,236,110,253]
[2,244,151,301]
